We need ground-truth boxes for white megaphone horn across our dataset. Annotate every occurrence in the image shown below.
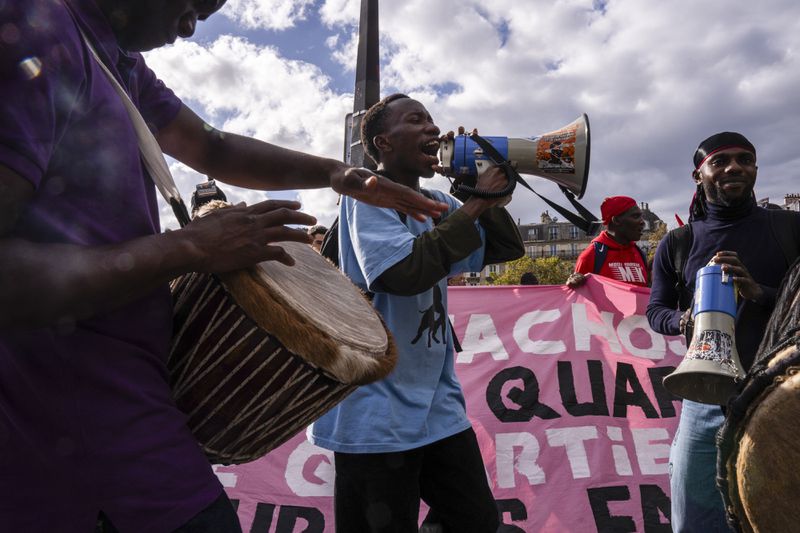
[438,114,599,234]
[663,264,746,405]
[438,114,590,198]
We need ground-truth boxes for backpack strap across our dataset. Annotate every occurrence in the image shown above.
[591,241,649,284]
[666,224,693,310]
[591,241,609,274]
[767,208,800,267]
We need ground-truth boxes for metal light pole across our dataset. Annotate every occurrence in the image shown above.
[343,0,379,169]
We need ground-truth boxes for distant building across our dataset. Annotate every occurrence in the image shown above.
[757,194,800,211]
[464,202,665,285]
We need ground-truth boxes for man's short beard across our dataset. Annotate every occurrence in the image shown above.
[706,185,753,207]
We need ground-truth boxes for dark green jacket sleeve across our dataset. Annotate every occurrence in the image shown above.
[478,207,525,266]
[375,207,524,296]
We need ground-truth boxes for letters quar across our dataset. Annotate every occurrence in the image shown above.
[486,362,679,421]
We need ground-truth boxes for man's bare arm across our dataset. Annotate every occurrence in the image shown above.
[156,105,448,222]
[0,164,315,330]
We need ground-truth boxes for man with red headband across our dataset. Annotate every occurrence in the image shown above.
[647,132,800,532]
[567,195,647,288]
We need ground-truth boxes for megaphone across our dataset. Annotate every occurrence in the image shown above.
[663,265,746,405]
[438,114,591,199]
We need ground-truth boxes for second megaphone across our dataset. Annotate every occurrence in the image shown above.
[438,114,590,199]
[663,265,746,405]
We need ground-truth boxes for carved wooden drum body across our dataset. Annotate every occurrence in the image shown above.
[169,209,396,465]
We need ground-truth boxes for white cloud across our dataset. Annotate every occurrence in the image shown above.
[149,0,800,230]
[319,0,359,27]
[220,0,315,30]
[328,30,358,72]
[146,36,352,226]
[320,0,800,224]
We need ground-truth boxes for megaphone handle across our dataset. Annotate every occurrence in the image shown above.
[454,168,517,199]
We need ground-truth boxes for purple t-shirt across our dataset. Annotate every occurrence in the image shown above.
[0,1,222,530]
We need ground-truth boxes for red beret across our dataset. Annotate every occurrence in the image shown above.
[600,196,637,225]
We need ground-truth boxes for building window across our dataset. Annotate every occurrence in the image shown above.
[571,243,578,256]
[527,229,537,240]
[570,226,580,239]
[549,226,558,240]
[550,244,557,256]
[489,264,498,274]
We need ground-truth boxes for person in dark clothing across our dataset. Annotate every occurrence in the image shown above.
[520,271,539,285]
[647,131,800,532]
[0,2,447,531]
[309,93,523,532]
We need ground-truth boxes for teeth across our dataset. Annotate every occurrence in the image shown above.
[421,140,440,157]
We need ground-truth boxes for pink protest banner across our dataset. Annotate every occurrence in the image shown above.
[216,275,684,532]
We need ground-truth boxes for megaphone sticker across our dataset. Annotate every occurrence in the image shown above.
[686,329,734,364]
[532,123,579,175]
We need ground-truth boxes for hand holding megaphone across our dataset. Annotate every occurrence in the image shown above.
[711,251,764,302]
[436,126,515,207]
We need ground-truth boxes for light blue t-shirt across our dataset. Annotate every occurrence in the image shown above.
[309,188,486,453]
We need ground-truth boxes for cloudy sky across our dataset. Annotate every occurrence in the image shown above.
[145,0,800,230]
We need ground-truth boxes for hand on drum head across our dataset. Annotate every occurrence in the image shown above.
[331,167,448,222]
[182,199,316,271]
[711,251,764,302]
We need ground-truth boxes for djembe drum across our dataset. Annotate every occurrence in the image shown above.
[717,257,800,532]
[169,202,397,465]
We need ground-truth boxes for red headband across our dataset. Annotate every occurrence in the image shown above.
[695,144,755,169]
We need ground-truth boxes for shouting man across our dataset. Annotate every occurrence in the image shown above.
[309,94,524,532]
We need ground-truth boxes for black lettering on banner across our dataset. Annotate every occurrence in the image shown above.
[248,503,325,533]
[587,486,636,533]
[647,366,680,418]
[275,505,325,533]
[486,366,560,422]
[558,360,609,417]
[496,498,527,533]
[640,484,671,532]
[613,363,659,418]
[250,502,277,531]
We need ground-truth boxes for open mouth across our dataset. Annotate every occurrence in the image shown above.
[420,139,440,158]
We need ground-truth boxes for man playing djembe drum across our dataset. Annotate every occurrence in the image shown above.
[647,132,800,532]
[0,2,447,531]
[309,93,524,532]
